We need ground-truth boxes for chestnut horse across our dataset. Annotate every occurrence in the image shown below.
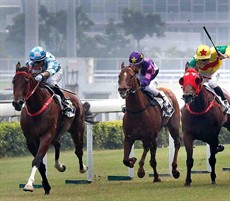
[12,62,87,194]
[118,63,181,182]
[179,67,230,186]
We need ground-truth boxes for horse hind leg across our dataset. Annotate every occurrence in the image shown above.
[53,139,66,172]
[209,146,217,185]
[70,131,88,173]
[149,141,161,182]
[167,127,181,179]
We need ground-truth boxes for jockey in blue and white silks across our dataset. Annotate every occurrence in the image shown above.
[26,46,62,86]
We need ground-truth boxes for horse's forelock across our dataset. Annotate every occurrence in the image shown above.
[16,66,29,73]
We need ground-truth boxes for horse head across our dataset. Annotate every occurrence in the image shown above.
[179,68,203,104]
[12,62,37,111]
[118,62,140,99]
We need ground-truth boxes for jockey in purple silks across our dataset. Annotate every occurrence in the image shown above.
[128,51,174,116]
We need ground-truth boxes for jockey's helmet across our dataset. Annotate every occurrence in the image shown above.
[129,51,144,65]
[195,45,211,60]
[29,46,46,61]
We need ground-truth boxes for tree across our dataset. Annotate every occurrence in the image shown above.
[119,8,165,50]
[5,5,95,57]
[5,13,25,57]
[94,19,131,58]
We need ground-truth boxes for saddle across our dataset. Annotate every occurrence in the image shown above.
[142,89,174,117]
[142,90,158,106]
[40,83,76,117]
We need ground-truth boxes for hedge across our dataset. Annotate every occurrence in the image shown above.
[0,121,229,158]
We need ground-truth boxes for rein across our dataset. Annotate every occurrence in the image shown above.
[186,97,218,115]
[16,71,54,117]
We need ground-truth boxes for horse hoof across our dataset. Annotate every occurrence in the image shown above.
[137,171,145,178]
[79,164,88,173]
[215,145,224,153]
[211,181,216,185]
[54,163,66,172]
[184,183,191,187]
[23,184,33,192]
[153,178,161,182]
[173,171,180,179]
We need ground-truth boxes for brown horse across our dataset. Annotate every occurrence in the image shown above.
[118,63,181,182]
[179,67,230,186]
[12,62,87,194]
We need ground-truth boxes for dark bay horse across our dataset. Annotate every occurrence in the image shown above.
[12,62,87,194]
[118,63,181,182]
[179,67,230,186]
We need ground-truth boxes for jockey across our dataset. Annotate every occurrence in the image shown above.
[188,44,230,113]
[26,46,96,122]
[129,51,174,116]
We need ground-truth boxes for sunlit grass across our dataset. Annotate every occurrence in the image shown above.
[0,145,229,201]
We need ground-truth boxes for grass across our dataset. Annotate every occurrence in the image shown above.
[0,145,230,201]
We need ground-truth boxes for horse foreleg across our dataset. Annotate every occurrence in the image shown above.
[23,166,37,192]
[53,140,66,172]
[123,137,136,168]
[184,134,194,187]
[209,146,217,185]
[38,162,51,195]
[137,143,149,178]
[149,140,161,182]
[27,134,52,195]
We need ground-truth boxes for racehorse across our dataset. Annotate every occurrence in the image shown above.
[179,67,230,186]
[12,62,88,194]
[118,63,181,182]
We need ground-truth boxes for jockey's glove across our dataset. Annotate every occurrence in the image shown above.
[35,74,44,82]
[218,51,228,60]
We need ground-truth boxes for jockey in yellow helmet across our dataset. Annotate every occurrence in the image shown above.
[188,44,230,113]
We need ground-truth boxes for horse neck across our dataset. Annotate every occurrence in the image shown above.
[126,89,148,109]
[26,83,50,112]
[189,88,211,112]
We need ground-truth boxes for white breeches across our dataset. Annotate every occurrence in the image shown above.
[46,69,63,86]
[201,71,219,89]
[144,79,160,96]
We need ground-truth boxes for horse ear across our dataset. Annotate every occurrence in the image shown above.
[179,77,184,86]
[16,62,21,71]
[121,62,125,69]
[132,66,139,74]
[195,77,202,85]
[185,62,189,71]
[25,63,30,72]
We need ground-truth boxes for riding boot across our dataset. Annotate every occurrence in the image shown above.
[83,102,99,124]
[53,85,76,117]
[155,92,175,116]
[214,86,230,114]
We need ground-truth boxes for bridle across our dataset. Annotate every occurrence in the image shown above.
[14,71,54,117]
[119,68,151,114]
[15,71,40,100]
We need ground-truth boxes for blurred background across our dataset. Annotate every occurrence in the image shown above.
[0,0,229,110]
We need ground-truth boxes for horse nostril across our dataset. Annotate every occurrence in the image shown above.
[19,100,24,106]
